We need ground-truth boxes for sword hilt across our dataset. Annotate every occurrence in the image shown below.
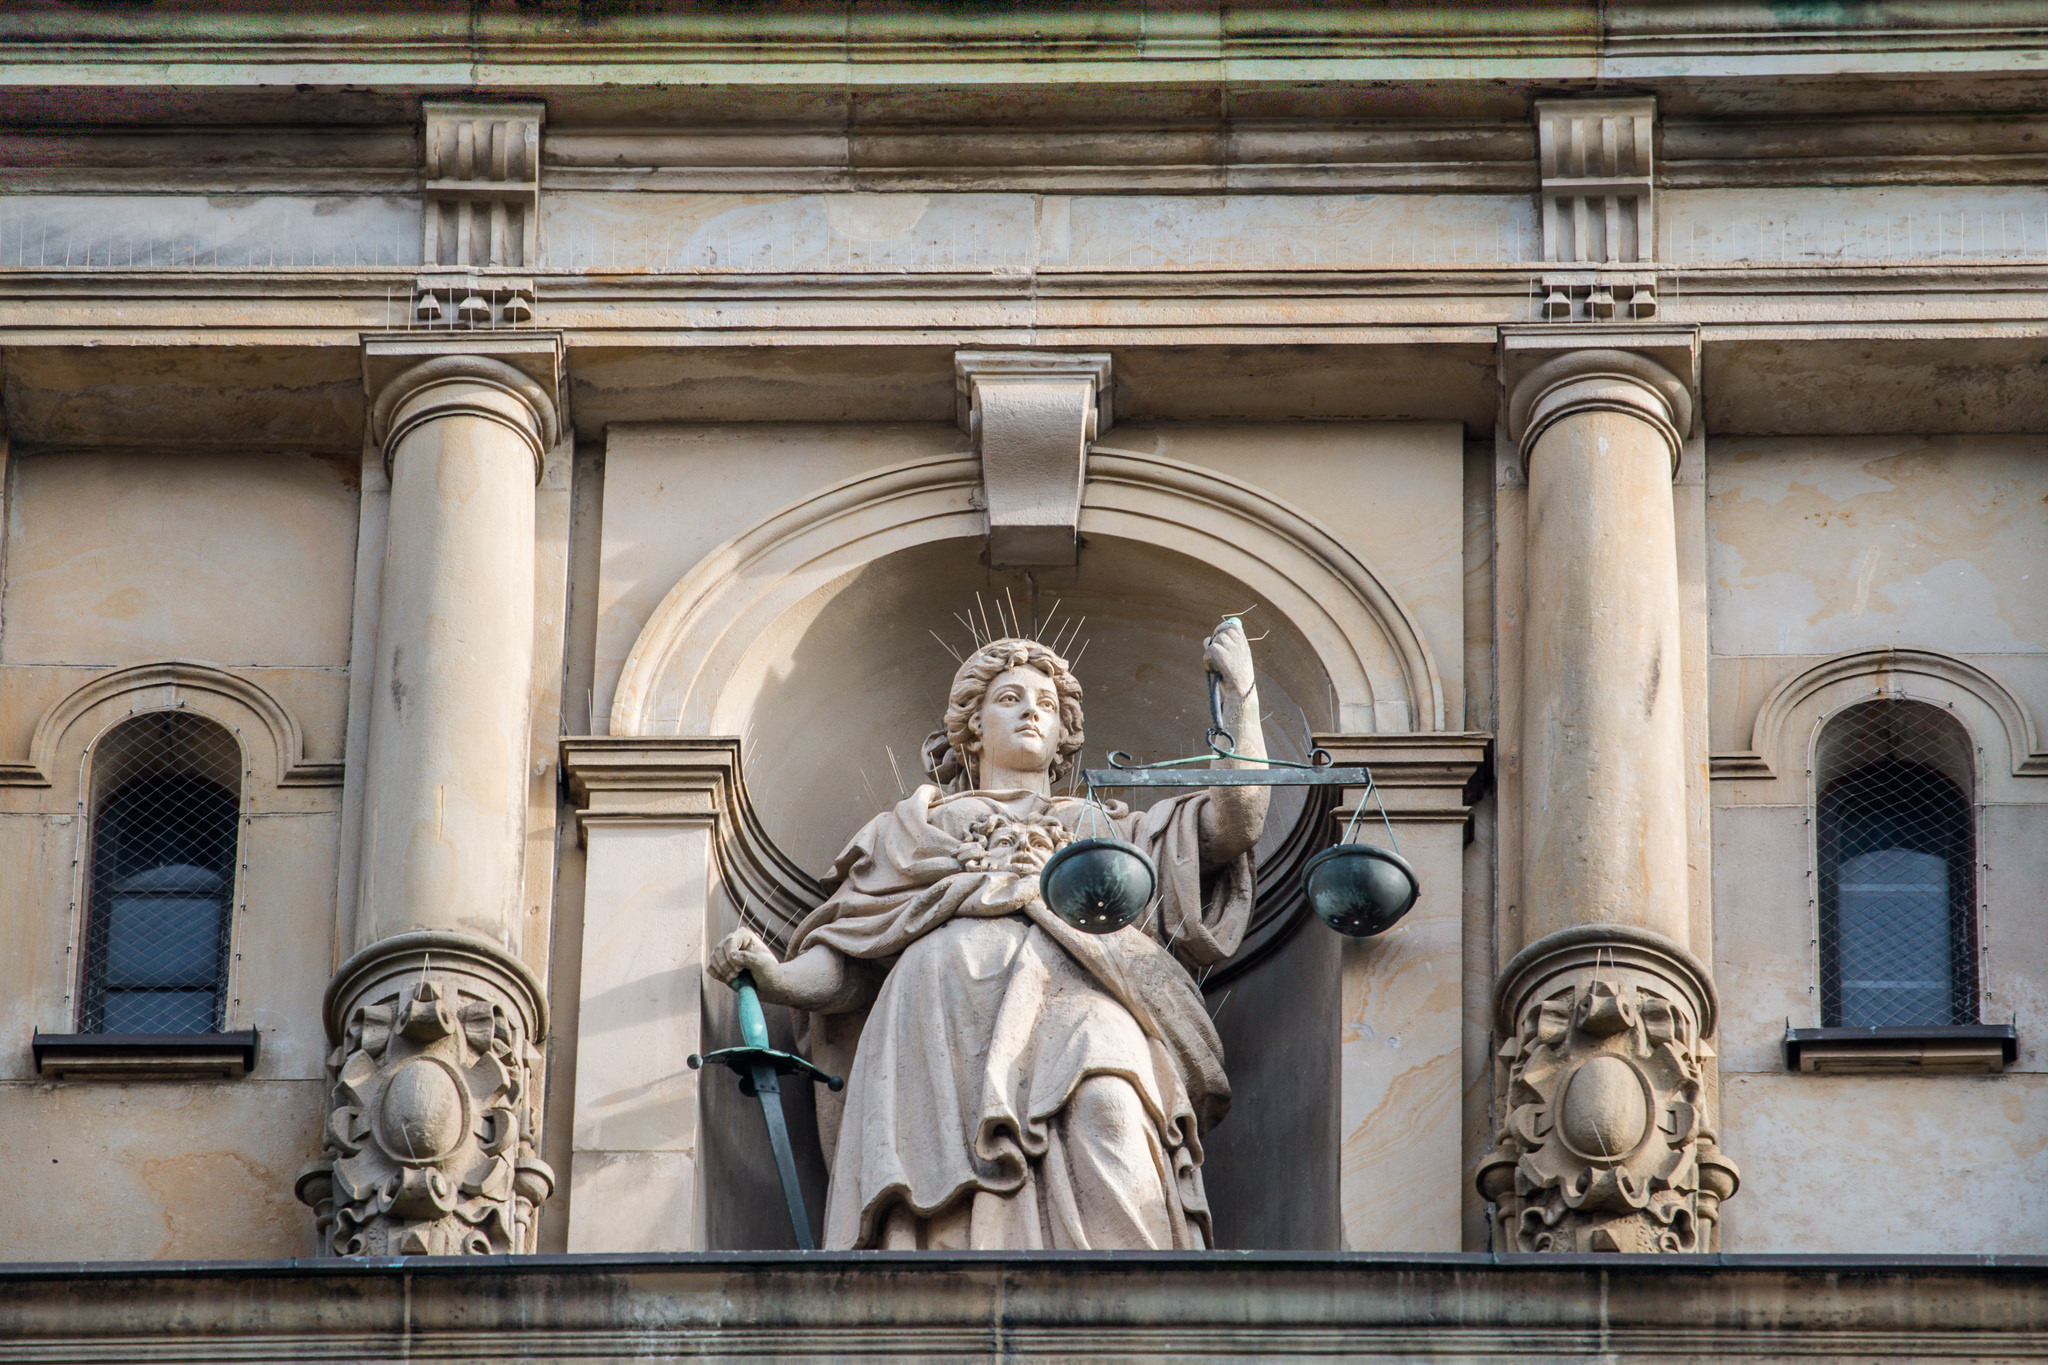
[686,970,846,1092]
[735,969,772,1049]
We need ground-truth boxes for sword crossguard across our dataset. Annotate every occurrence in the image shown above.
[687,1044,844,1094]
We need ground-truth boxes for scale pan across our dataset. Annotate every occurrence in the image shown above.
[1303,843,1419,937]
[1040,837,1157,934]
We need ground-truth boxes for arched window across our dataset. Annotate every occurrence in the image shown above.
[1815,699,1977,1028]
[78,712,243,1035]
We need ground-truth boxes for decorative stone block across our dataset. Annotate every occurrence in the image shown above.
[1535,97,1658,322]
[296,931,553,1256]
[413,101,545,330]
[1477,926,1738,1253]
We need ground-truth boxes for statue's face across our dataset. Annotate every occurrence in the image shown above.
[976,664,1063,777]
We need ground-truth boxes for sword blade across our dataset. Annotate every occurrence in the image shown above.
[749,1063,815,1251]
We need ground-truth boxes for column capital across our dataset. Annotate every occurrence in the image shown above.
[1500,326,1697,469]
[362,333,564,475]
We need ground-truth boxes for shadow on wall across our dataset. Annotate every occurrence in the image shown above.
[703,533,1343,1249]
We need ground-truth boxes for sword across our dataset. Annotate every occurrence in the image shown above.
[687,970,843,1250]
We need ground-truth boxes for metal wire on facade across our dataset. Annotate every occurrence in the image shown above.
[78,712,243,1035]
[1815,698,1977,1029]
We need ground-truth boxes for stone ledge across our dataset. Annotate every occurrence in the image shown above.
[4,1254,2048,1362]
[1783,1024,2019,1075]
[28,1030,259,1081]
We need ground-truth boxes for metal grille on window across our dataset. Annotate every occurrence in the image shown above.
[1815,699,1977,1029]
[79,712,243,1035]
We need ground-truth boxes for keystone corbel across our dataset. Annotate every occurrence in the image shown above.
[954,351,1112,568]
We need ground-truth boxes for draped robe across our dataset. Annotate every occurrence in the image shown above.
[788,785,1254,1250]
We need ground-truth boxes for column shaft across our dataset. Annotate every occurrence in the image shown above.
[358,369,542,948]
[1522,406,1688,945]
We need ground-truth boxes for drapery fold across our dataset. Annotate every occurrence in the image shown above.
[787,786,1253,1249]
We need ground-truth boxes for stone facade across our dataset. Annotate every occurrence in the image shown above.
[3,0,2048,1352]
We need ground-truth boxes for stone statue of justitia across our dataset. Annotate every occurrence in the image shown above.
[708,619,1267,1249]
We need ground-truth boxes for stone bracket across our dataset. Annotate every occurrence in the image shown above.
[1536,97,1657,320]
[954,350,1112,568]
[416,101,545,329]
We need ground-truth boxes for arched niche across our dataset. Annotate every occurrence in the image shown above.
[613,447,1444,1251]
[710,534,1341,879]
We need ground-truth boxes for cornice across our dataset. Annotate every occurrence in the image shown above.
[16,1252,2048,1362]
[3,5,2046,88]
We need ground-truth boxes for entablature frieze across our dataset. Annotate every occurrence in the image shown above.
[15,114,2048,198]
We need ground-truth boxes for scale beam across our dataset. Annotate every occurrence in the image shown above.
[1083,766,1374,788]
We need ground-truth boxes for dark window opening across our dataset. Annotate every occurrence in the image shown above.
[1816,700,1976,1029]
[78,713,242,1035]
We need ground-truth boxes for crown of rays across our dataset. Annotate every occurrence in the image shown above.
[929,590,1089,669]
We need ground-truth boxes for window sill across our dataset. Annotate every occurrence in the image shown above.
[31,1030,259,1080]
[1783,1025,2017,1075]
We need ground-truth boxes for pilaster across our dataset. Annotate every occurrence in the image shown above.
[558,737,821,1252]
[1316,733,1488,1252]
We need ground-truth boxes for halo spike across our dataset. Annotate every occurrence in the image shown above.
[1037,598,1064,646]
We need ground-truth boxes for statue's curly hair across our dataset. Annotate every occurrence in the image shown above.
[921,637,1086,793]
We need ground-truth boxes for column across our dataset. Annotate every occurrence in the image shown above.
[296,337,562,1256]
[1477,333,1739,1253]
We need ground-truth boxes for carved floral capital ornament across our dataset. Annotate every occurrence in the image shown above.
[296,932,554,1255]
[1476,926,1739,1253]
